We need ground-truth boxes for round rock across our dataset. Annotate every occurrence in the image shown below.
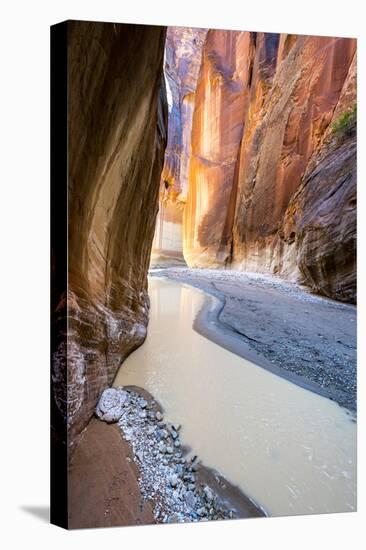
[95,387,128,423]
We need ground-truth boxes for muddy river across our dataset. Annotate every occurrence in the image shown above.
[114,277,356,517]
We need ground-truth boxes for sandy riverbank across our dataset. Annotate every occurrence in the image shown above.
[68,386,264,529]
[68,417,154,529]
[151,267,357,413]
[68,267,356,528]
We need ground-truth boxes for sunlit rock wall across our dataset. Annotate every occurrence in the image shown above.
[52,21,167,452]
[182,30,356,301]
[151,27,207,264]
[183,31,259,266]
[232,35,356,282]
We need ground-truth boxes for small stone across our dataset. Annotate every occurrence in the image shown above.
[136,451,144,462]
[156,411,163,421]
[158,442,167,454]
[169,474,179,488]
[139,398,148,409]
[203,486,214,502]
[196,507,207,517]
[174,439,181,448]
[166,446,174,454]
[126,457,132,463]
[185,490,196,508]
[170,430,178,440]
[139,411,147,419]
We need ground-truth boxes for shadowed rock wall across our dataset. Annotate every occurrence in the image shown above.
[151,27,207,263]
[282,55,356,301]
[52,21,167,452]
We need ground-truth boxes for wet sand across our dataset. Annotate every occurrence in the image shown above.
[69,386,262,529]
[68,418,154,529]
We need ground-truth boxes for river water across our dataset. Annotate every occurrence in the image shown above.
[113,277,357,517]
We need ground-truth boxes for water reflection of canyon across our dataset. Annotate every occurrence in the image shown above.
[114,277,357,517]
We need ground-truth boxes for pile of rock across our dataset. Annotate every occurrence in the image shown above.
[95,387,236,523]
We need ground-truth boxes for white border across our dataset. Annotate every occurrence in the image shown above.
[1,1,364,548]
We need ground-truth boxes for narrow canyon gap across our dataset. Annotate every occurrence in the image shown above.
[51,22,356,528]
[155,29,356,303]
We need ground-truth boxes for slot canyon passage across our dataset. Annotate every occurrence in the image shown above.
[55,22,357,528]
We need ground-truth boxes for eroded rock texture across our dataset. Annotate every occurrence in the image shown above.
[181,30,356,301]
[52,21,167,452]
[183,31,259,267]
[282,55,357,302]
[151,27,207,263]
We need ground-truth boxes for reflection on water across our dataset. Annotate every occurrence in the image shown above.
[114,277,357,517]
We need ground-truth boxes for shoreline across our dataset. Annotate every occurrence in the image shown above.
[69,386,265,529]
[68,268,356,528]
[104,386,265,522]
[193,290,338,403]
[151,267,357,414]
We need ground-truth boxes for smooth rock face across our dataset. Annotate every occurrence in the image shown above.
[180,30,356,301]
[183,31,258,267]
[52,21,167,451]
[151,28,207,263]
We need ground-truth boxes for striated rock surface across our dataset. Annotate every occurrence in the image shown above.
[282,55,357,302]
[52,21,167,452]
[181,30,356,301]
[151,27,207,264]
[183,31,259,266]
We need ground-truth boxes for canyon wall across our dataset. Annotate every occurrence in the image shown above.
[282,55,357,302]
[181,30,356,302]
[151,27,207,264]
[52,21,167,452]
[183,31,259,266]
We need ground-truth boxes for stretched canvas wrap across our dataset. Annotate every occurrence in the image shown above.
[51,20,357,529]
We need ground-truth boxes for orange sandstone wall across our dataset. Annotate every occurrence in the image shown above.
[183,31,267,266]
[182,30,356,302]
